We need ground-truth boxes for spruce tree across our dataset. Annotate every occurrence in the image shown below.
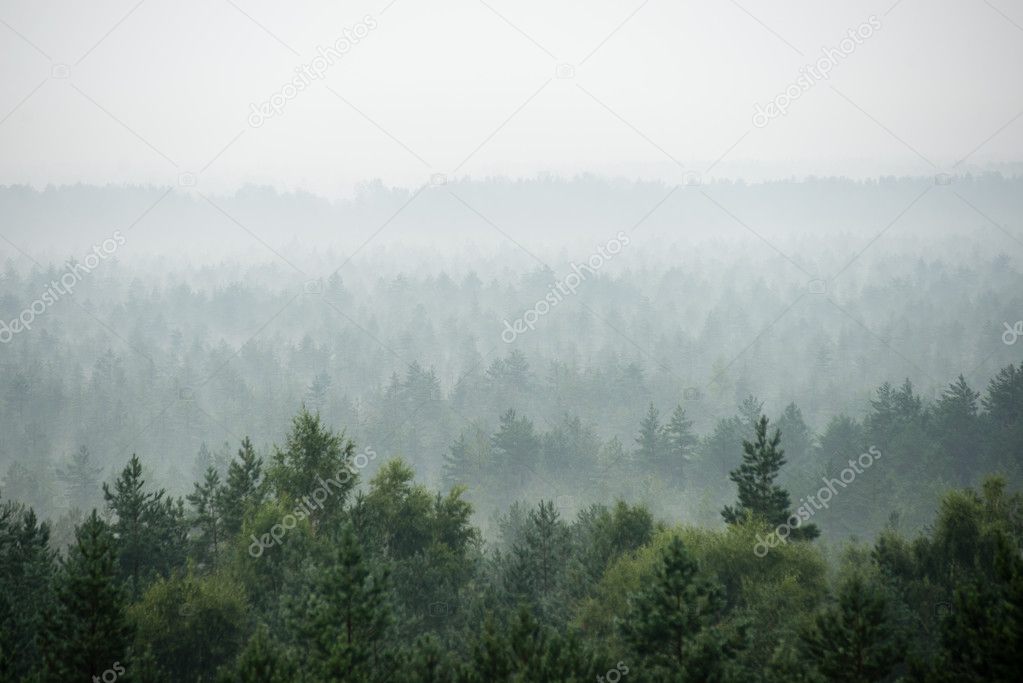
[0,498,55,680]
[798,574,902,682]
[722,416,819,541]
[934,375,981,483]
[103,455,187,597]
[35,510,132,682]
[269,408,356,521]
[218,624,296,683]
[220,436,265,536]
[186,466,224,566]
[620,535,746,682]
[664,404,698,485]
[491,409,540,490]
[635,402,666,470]
[56,445,103,512]
[290,523,392,682]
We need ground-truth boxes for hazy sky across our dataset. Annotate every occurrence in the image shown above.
[1,0,1022,195]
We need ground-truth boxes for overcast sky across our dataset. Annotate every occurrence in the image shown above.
[1,0,1022,196]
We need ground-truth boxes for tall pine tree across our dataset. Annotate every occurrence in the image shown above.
[722,416,819,540]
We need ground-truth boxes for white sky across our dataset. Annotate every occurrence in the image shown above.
[1,0,1022,196]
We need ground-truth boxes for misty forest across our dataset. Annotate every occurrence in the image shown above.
[3,1,1023,682]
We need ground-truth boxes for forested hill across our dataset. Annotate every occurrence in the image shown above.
[2,397,1021,681]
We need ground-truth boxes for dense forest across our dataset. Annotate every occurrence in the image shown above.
[3,373,1022,681]
[3,174,1023,681]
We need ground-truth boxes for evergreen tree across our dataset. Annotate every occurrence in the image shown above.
[55,445,103,512]
[490,409,540,492]
[220,436,265,536]
[514,500,571,615]
[775,402,812,469]
[620,535,746,682]
[635,402,667,471]
[269,408,356,522]
[722,416,819,540]
[186,466,224,566]
[0,497,55,680]
[738,395,765,430]
[103,455,187,597]
[35,511,132,682]
[442,432,471,491]
[664,404,698,485]
[934,375,981,484]
[219,625,297,683]
[290,523,393,682]
[798,574,903,682]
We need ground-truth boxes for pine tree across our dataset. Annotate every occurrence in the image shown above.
[218,624,296,683]
[56,445,103,512]
[290,523,392,682]
[738,395,765,430]
[664,404,697,486]
[442,432,471,491]
[269,408,356,520]
[35,511,132,682]
[220,436,265,536]
[491,409,540,491]
[635,402,667,471]
[103,455,187,597]
[0,497,55,680]
[934,375,981,484]
[798,574,902,682]
[186,466,224,566]
[722,416,819,540]
[620,535,746,681]
[514,500,570,613]
[192,441,214,485]
[982,363,1023,474]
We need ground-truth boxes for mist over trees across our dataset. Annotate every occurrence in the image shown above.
[2,174,1023,681]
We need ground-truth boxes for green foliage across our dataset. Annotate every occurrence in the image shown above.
[103,454,188,597]
[619,535,748,682]
[268,407,356,524]
[129,568,250,682]
[0,496,54,680]
[798,574,903,682]
[220,437,265,537]
[287,523,393,682]
[36,510,132,682]
[722,415,819,541]
[218,624,296,683]
[187,466,225,567]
